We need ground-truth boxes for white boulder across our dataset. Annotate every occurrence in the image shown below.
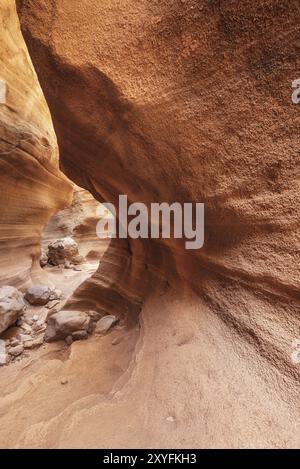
[0,286,25,334]
[24,284,54,306]
[47,237,84,266]
[45,310,92,342]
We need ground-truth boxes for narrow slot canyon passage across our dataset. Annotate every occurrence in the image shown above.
[39,185,110,306]
[0,0,299,449]
[0,184,141,448]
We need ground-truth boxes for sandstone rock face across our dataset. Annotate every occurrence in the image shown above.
[0,286,25,334]
[0,0,298,450]
[0,0,73,289]
[42,186,107,262]
[17,0,299,309]
[45,311,92,342]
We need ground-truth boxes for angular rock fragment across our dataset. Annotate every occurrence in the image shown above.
[95,315,119,335]
[17,333,32,343]
[21,322,33,334]
[45,310,92,342]
[50,289,63,301]
[23,336,44,349]
[45,302,60,311]
[9,344,24,357]
[10,338,20,347]
[0,286,25,334]
[40,251,48,267]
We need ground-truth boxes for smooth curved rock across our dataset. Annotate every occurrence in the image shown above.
[0,0,297,450]
[14,0,300,449]
[0,286,25,334]
[0,0,73,289]
[94,315,119,335]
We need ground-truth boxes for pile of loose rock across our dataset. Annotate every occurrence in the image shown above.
[41,237,85,269]
[45,310,118,344]
[0,283,119,366]
[0,284,60,365]
[5,314,46,358]
[0,310,47,366]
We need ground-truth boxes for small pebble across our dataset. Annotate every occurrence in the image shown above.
[21,323,32,334]
[61,378,68,385]
[65,336,73,345]
[10,338,20,347]
[166,416,175,423]
[112,337,122,346]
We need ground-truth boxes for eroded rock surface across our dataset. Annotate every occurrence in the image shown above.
[0,0,73,289]
[16,0,299,448]
[0,0,298,450]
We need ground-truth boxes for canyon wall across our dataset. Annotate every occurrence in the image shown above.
[0,0,299,448]
[0,0,73,289]
[16,0,300,336]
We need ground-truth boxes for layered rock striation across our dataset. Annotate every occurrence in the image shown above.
[0,0,299,449]
[17,0,300,336]
[0,0,73,289]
